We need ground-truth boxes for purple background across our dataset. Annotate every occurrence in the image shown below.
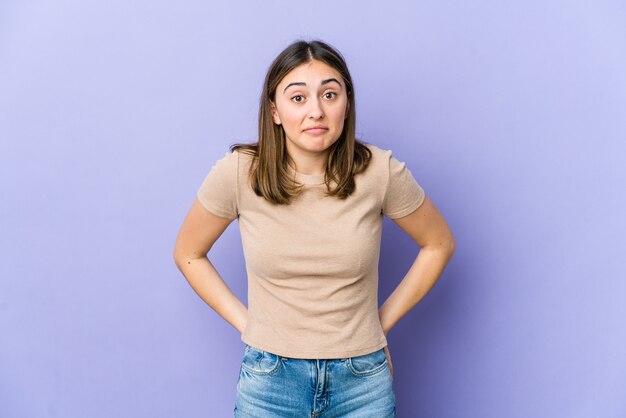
[1,1,625,417]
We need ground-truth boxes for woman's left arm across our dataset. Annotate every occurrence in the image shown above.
[379,195,456,337]
[380,195,455,378]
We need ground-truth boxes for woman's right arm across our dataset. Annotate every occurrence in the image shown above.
[172,198,248,335]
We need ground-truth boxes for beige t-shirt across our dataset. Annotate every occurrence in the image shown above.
[196,143,425,359]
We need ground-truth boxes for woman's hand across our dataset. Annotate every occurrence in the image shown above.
[384,345,393,380]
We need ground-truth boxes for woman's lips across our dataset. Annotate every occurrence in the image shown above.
[303,127,328,134]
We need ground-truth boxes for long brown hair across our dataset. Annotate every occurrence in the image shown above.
[231,39,372,205]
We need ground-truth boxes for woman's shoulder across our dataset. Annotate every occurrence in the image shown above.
[363,142,413,164]
[206,148,238,173]
[212,145,255,170]
[363,141,392,155]
[229,144,257,160]
[230,146,256,172]
[361,142,394,167]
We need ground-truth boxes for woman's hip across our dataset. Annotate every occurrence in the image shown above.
[234,344,396,417]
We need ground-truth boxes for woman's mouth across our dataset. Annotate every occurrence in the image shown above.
[303,127,328,135]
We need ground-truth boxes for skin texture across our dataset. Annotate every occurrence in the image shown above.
[173,59,455,381]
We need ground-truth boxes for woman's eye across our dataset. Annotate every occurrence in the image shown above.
[291,95,304,103]
[324,92,337,99]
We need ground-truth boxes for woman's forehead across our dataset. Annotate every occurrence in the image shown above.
[279,60,343,87]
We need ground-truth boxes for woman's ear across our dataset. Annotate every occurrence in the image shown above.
[270,101,281,125]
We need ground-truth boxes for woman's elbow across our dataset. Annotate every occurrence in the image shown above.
[172,242,200,270]
[446,233,456,258]
[172,247,186,270]
[432,231,456,259]
[438,229,456,263]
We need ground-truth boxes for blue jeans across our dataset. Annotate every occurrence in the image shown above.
[234,344,396,417]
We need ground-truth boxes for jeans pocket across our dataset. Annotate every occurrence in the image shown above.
[347,348,389,377]
[240,344,282,376]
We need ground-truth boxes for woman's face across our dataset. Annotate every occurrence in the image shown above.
[270,59,349,160]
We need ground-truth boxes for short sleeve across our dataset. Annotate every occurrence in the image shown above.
[196,150,239,219]
[382,150,426,219]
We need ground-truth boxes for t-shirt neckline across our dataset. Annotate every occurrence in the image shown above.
[287,164,326,185]
[294,171,325,185]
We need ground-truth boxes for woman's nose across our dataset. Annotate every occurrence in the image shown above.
[307,98,324,119]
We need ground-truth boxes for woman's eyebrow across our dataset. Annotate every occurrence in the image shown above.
[283,78,342,94]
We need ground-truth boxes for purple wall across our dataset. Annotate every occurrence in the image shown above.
[1,1,625,417]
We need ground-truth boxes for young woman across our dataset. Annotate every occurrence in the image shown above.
[173,39,455,417]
